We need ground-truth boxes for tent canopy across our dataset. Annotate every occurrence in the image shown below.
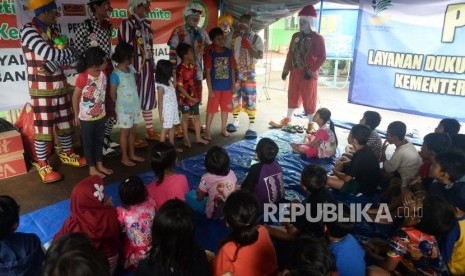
[222,0,359,31]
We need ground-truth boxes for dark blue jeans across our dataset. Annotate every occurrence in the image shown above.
[80,118,105,167]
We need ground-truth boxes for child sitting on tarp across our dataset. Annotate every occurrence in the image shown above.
[242,138,285,207]
[327,124,380,196]
[197,146,238,219]
[0,195,44,275]
[291,108,337,160]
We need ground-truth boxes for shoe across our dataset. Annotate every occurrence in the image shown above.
[104,136,120,149]
[226,123,237,132]
[58,151,87,167]
[103,146,121,157]
[33,161,63,183]
[134,136,148,148]
[244,129,257,139]
[282,125,296,133]
[146,130,161,141]
[269,117,291,128]
[175,125,184,138]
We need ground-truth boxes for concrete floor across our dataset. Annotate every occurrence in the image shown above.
[0,55,444,215]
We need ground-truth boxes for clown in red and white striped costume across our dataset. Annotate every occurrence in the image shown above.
[118,0,159,143]
[20,0,86,183]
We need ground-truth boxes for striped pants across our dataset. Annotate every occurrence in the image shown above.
[136,59,157,111]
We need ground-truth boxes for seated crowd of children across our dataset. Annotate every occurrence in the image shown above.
[1,113,465,276]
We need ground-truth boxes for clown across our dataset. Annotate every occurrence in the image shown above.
[269,5,326,133]
[227,13,264,139]
[19,0,86,183]
[75,0,121,157]
[167,1,210,136]
[118,0,159,146]
[217,14,234,49]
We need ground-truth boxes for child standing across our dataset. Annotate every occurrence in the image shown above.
[156,59,180,148]
[117,176,156,270]
[213,190,278,275]
[147,142,189,211]
[242,138,285,206]
[176,43,209,147]
[197,146,238,219]
[110,42,145,167]
[72,46,113,178]
[204,27,236,140]
[291,107,338,159]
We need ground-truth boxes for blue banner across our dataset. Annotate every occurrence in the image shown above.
[349,0,465,121]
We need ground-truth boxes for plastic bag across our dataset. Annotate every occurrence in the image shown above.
[14,103,52,162]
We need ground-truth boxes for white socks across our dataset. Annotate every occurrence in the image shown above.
[287,108,297,118]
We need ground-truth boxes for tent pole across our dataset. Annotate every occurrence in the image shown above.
[318,0,323,33]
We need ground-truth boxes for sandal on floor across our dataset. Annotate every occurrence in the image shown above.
[292,125,304,133]
[282,125,296,134]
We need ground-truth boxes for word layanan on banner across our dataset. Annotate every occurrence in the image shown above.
[349,0,465,121]
[0,0,218,111]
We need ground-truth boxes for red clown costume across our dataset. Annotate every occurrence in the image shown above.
[20,0,86,183]
[270,5,326,132]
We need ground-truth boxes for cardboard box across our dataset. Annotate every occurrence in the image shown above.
[0,152,27,180]
[0,130,24,155]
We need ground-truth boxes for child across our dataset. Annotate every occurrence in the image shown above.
[417,133,451,185]
[324,204,366,276]
[242,137,285,206]
[381,121,422,189]
[72,46,113,178]
[53,175,121,273]
[0,195,44,275]
[365,195,455,275]
[110,41,145,167]
[156,59,181,149]
[213,190,278,275]
[135,199,210,276]
[204,27,236,140]
[117,176,156,270]
[360,110,383,161]
[435,118,461,136]
[43,233,110,276]
[266,165,336,240]
[291,108,338,159]
[327,124,380,196]
[442,183,465,275]
[197,146,238,219]
[176,42,209,147]
[147,142,189,211]
[428,150,465,201]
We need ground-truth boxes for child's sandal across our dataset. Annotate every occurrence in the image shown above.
[292,125,304,133]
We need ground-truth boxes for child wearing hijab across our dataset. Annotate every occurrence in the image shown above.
[53,175,121,273]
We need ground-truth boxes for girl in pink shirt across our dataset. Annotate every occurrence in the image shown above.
[147,142,189,211]
[197,146,238,219]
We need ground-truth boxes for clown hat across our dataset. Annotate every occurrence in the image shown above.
[218,14,233,27]
[28,0,57,16]
[298,5,317,17]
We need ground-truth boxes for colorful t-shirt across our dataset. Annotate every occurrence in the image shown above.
[176,63,200,107]
[198,171,237,219]
[314,124,337,158]
[213,226,278,276]
[116,197,156,269]
[75,70,106,121]
[110,68,140,115]
[147,173,189,211]
[204,47,235,91]
[442,216,465,275]
[387,227,447,275]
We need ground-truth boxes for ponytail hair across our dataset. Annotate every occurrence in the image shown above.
[317,108,338,147]
[221,190,260,261]
[151,142,177,185]
[76,46,107,73]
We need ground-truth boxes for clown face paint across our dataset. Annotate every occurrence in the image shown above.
[299,17,312,34]
[238,21,250,36]
[220,21,231,34]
